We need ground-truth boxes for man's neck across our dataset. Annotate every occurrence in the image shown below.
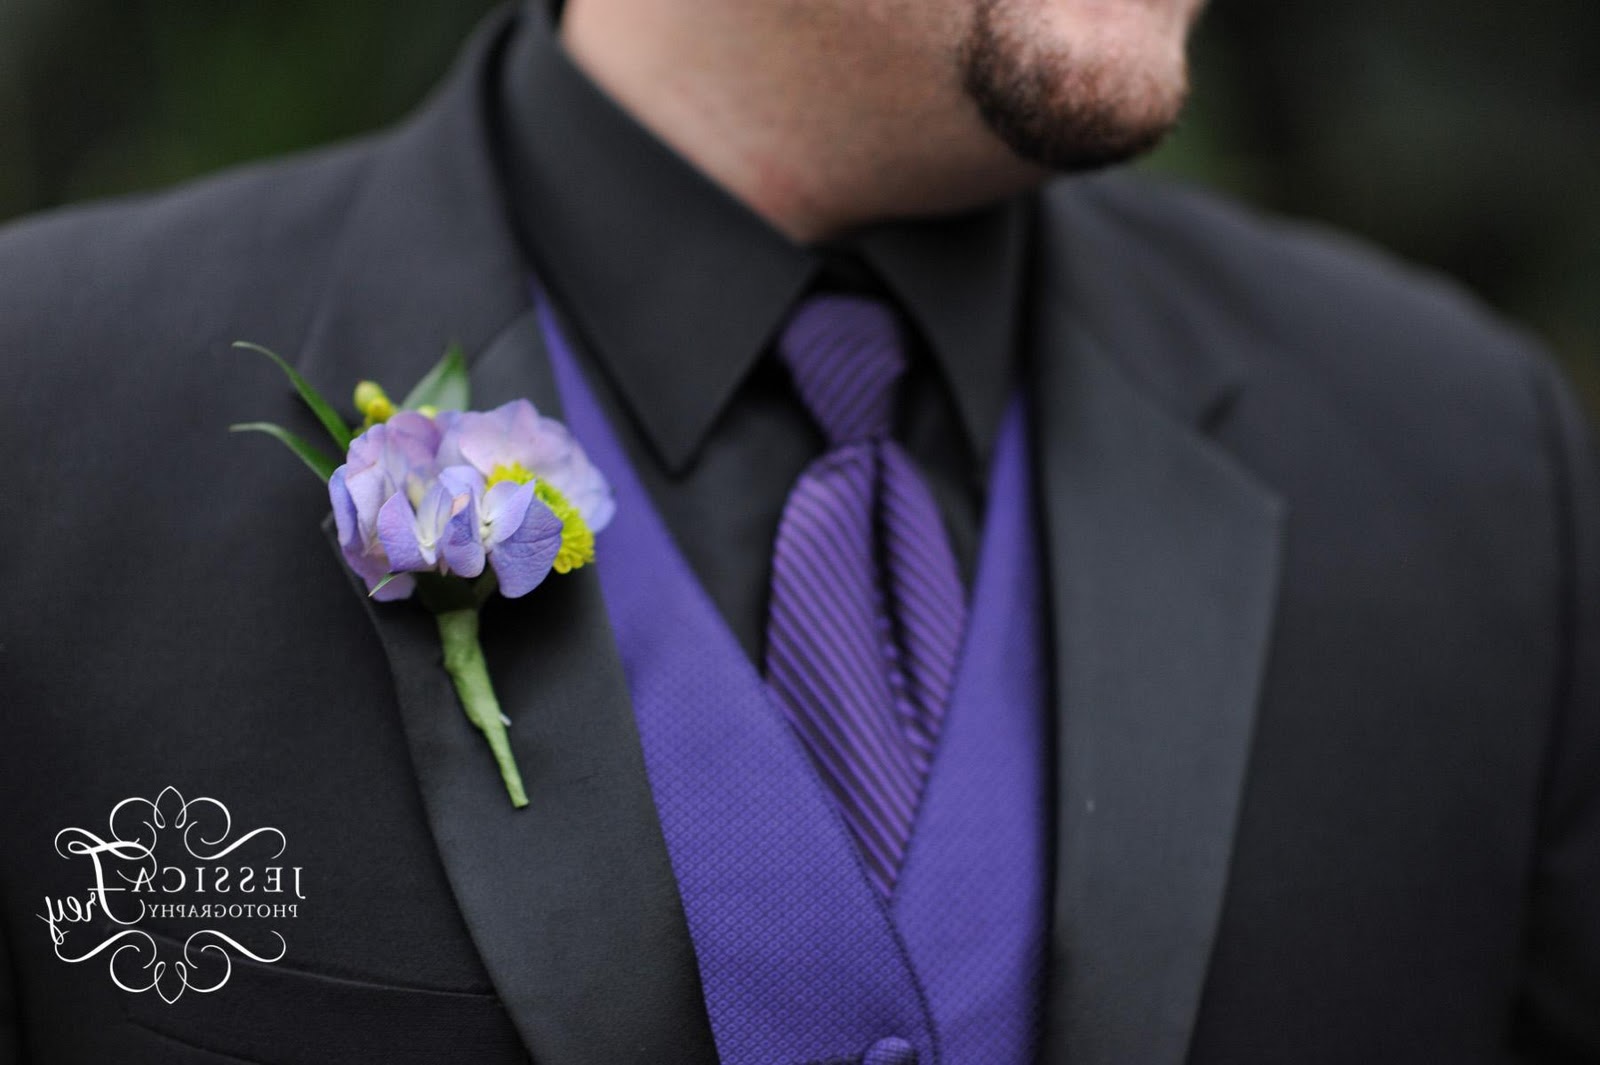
[558,0,1042,243]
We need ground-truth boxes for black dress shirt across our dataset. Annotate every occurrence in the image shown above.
[495,1,1030,662]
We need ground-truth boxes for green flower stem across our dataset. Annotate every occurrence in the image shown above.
[435,608,529,808]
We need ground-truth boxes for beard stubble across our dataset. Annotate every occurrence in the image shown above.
[958,0,1193,172]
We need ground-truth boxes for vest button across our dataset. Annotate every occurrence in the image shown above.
[862,1036,917,1065]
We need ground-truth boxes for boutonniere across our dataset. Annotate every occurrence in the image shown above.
[232,342,614,807]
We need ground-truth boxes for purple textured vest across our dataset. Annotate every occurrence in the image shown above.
[540,296,1050,1065]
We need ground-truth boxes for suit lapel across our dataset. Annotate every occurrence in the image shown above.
[1031,183,1287,1065]
[297,11,715,1063]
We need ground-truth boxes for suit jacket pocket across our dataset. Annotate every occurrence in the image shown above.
[117,927,528,1065]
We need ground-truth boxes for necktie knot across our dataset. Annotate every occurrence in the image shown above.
[777,293,907,445]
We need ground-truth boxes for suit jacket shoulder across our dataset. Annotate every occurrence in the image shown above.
[1047,169,1552,393]
[1036,168,1578,544]
[0,138,377,417]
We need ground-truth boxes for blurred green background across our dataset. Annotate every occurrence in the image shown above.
[1,0,1595,412]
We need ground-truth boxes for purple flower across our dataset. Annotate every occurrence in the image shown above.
[436,467,565,598]
[328,401,602,601]
[375,478,480,577]
[448,400,615,534]
[329,413,441,601]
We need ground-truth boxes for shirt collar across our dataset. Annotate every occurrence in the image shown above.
[499,1,1027,473]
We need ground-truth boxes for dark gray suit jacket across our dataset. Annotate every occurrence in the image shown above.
[3,9,1597,1064]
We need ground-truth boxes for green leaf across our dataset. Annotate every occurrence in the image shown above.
[368,572,402,598]
[401,343,470,413]
[233,341,353,452]
[229,422,339,482]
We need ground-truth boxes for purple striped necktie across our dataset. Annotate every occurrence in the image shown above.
[764,293,969,897]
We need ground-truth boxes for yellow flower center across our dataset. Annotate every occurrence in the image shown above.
[485,462,536,488]
[535,481,595,574]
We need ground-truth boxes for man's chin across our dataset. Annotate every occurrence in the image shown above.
[971,85,1186,173]
[959,1,1191,172]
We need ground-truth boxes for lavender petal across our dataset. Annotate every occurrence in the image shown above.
[489,495,563,598]
[377,491,429,572]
